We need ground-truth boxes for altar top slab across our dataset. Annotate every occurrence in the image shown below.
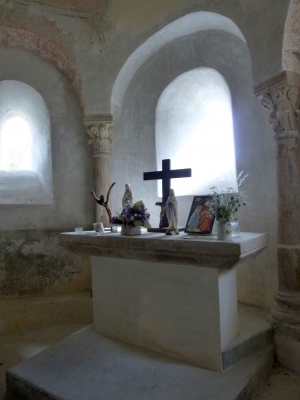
[59,231,268,270]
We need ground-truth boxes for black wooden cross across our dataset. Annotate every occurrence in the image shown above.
[143,159,192,229]
[144,159,192,203]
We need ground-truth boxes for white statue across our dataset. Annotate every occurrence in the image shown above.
[165,188,179,235]
[122,183,133,209]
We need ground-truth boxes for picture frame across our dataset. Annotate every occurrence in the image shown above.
[184,195,215,234]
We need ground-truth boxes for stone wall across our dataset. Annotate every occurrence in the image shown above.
[0,45,94,306]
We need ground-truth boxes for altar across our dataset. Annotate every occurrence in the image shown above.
[59,231,268,372]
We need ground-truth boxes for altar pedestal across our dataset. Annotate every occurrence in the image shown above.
[92,256,237,371]
[60,231,268,371]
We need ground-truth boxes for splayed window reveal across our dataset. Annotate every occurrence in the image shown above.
[0,115,32,170]
[155,67,237,197]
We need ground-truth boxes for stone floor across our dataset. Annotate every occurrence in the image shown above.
[0,324,299,400]
[253,364,300,400]
[0,324,86,400]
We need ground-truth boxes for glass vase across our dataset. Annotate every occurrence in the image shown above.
[229,219,240,237]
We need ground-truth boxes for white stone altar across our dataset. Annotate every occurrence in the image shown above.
[59,231,268,372]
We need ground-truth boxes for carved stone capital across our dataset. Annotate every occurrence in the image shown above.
[84,115,114,153]
[254,71,300,139]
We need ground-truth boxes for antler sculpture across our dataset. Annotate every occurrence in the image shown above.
[91,182,116,223]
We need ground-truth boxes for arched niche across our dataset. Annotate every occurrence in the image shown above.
[0,46,93,229]
[110,12,252,225]
[0,80,53,204]
[111,11,246,118]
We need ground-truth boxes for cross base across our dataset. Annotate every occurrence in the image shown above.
[147,226,185,233]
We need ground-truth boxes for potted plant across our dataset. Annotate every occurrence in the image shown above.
[111,200,151,236]
[208,172,248,240]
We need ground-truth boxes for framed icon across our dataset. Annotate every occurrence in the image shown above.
[184,196,215,234]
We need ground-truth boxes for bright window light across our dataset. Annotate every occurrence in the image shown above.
[155,67,237,196]
[0,115,32,170]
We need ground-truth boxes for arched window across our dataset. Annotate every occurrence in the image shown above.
[0,114,32,170]
[155,68,237,196]
[0,80,53,204]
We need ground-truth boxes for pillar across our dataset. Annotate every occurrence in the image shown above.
[84,115,114,227]
[255,70,300,373]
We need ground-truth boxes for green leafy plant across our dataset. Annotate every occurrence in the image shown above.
[208,172,248,222]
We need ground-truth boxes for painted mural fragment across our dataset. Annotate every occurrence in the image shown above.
[0,230,91,297]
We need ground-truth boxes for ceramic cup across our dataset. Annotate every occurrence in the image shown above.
[94,222,105,233]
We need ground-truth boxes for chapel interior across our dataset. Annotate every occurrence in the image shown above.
[0,0,300,399]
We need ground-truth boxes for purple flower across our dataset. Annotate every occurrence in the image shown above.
[111,216,118,224]
[111,201,151,227]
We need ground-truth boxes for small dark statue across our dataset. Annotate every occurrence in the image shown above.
[91,182,116,223]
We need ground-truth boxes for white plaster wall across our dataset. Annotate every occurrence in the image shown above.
[0,47,94,230]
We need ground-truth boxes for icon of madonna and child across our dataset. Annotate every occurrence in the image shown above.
[184,196,215,234]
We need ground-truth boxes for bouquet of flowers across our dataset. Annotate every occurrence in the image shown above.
[208,172,248,222]
[111,200,151,229]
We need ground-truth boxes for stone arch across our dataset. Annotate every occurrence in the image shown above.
[0,25,82,102]
[110,9,254,224]
[111,11,246,118]
[282,0,300,73]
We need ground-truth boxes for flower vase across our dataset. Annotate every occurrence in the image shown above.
[121,225,141,236]
[216,218,231,240]
[111,225,121,233]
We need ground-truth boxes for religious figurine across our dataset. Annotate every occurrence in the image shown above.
[157,202,166,228]
[165,188,179,235]
[143,159,191,231]
[122,183,133,209]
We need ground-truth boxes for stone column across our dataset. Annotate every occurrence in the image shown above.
[255,71,300,373]
[84,115,114,227]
